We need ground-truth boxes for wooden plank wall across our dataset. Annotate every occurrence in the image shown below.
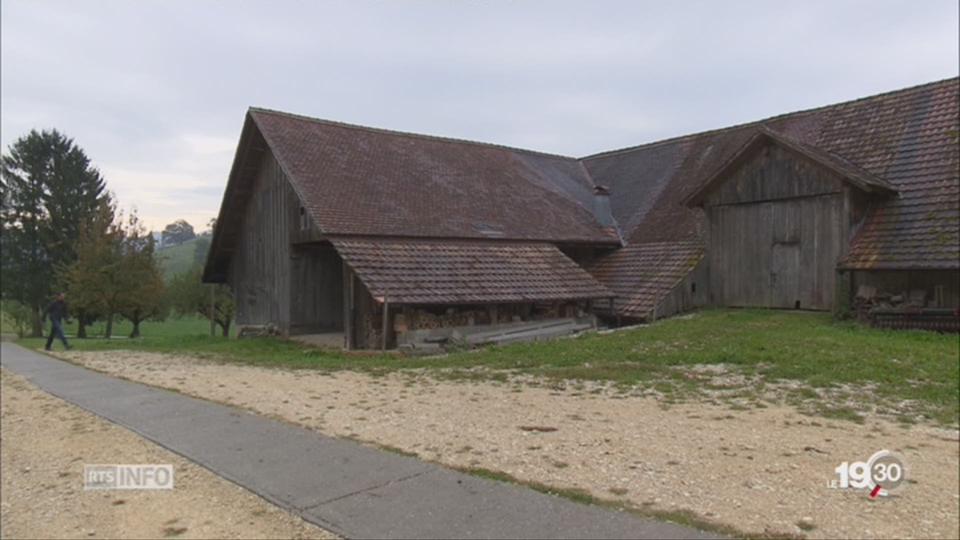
[289,244,344,334]
[705,145,848,310]
[229,151,294,333]
[654,257,710,319]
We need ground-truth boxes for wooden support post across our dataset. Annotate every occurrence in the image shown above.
[342,261,352,351]
[209,285,215,337]
[609,297,620,327]
[488,305,498,325]
[381,297,389,352]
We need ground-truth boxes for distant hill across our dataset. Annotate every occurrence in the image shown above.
[158,235,210,281]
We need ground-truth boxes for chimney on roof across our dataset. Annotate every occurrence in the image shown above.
[592,185,615,228]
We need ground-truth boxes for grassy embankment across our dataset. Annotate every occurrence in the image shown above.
[19,309,959,425]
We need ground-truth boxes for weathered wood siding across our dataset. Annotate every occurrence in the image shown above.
[705,145,848,310]
[654,257,710,319]
[229,151,296,332]
[290,244,344,334]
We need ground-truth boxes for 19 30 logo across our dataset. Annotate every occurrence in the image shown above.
[829,450,906,498]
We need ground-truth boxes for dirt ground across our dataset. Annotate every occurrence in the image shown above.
[0,368,334,540]
[52,350,960,539]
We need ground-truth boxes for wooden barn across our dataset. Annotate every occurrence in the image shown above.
[202,109,619,349]
[205,77,960,345]
[585,77,959,329]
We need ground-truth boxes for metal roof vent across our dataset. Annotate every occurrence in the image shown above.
[593,185,615,228]
[474,223,506,238]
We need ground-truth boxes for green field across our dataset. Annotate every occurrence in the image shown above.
[19,315,221,341]
[19,309,959,425]
[157,236,210,281]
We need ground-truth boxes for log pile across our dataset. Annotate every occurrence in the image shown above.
[853,285,958,332]
[237,324,281,338]
[397,307,519,332]
[387,302,592,349]
[853,285,927,321]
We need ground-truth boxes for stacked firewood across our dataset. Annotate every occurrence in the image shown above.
[853,285,927,320]
[237,324,281,338]
[401,308,492,330]
[390,302,586,338]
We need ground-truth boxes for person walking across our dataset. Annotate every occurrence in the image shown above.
[43,292,71,351]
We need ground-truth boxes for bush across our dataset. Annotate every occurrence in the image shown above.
[1,300,34,338]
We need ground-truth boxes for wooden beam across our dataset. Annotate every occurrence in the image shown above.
[342,261,352,351]
[209,285,215,337]
[381,297,389,351]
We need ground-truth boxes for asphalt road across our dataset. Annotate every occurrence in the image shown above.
[0,343,720,539]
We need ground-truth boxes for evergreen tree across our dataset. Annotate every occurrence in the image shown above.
[1,129,107,336]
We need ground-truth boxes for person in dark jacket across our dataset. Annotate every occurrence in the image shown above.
[43,292,71,351]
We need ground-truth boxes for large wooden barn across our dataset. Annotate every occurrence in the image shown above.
[205,78,959,347]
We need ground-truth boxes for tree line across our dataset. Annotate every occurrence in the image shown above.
[1,129,233,338]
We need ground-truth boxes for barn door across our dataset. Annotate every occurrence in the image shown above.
[770,242,800,308]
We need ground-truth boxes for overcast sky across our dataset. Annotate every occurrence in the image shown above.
[2,1,958,231]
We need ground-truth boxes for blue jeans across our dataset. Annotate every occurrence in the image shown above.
[45,319,69,350]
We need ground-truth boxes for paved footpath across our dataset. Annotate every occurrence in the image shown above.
[1,343,719,539]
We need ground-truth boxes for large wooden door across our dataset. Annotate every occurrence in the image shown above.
[770,242,800,308]
[708,195,842,310]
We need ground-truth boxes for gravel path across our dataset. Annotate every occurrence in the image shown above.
[54,350,960,539]
[0,368,335,540]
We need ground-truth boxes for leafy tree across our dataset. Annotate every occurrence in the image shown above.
[161,219,195,247]
[61,200,124,338]
[169,266,234,336]
[1,300,34,338]
[61,206,166,338]
[117,214,168,337]
[58,198,115,338]
[1,129,107,336]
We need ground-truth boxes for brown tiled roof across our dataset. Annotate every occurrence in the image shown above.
[249,109,619,245]
[582,78,957,316]
[828,84,959,270]
[585,78,958,255]
[330,237,613,305]
[208,78,956,312]
[588,241,704,320]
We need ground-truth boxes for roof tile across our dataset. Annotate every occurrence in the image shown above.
[331,237,613,305]
[250,110,619,244]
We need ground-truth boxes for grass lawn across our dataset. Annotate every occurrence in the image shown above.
[22,315,220,341]
[19,309,960,425]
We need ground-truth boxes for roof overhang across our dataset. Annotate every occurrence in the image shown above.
[203,112,264,283]
[683,127,898,208]
[331,236,614,305]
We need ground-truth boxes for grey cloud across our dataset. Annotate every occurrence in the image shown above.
[2,0,957,229]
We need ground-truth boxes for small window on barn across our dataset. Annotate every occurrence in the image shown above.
[299,206,309,231]
[691,282,697,294]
